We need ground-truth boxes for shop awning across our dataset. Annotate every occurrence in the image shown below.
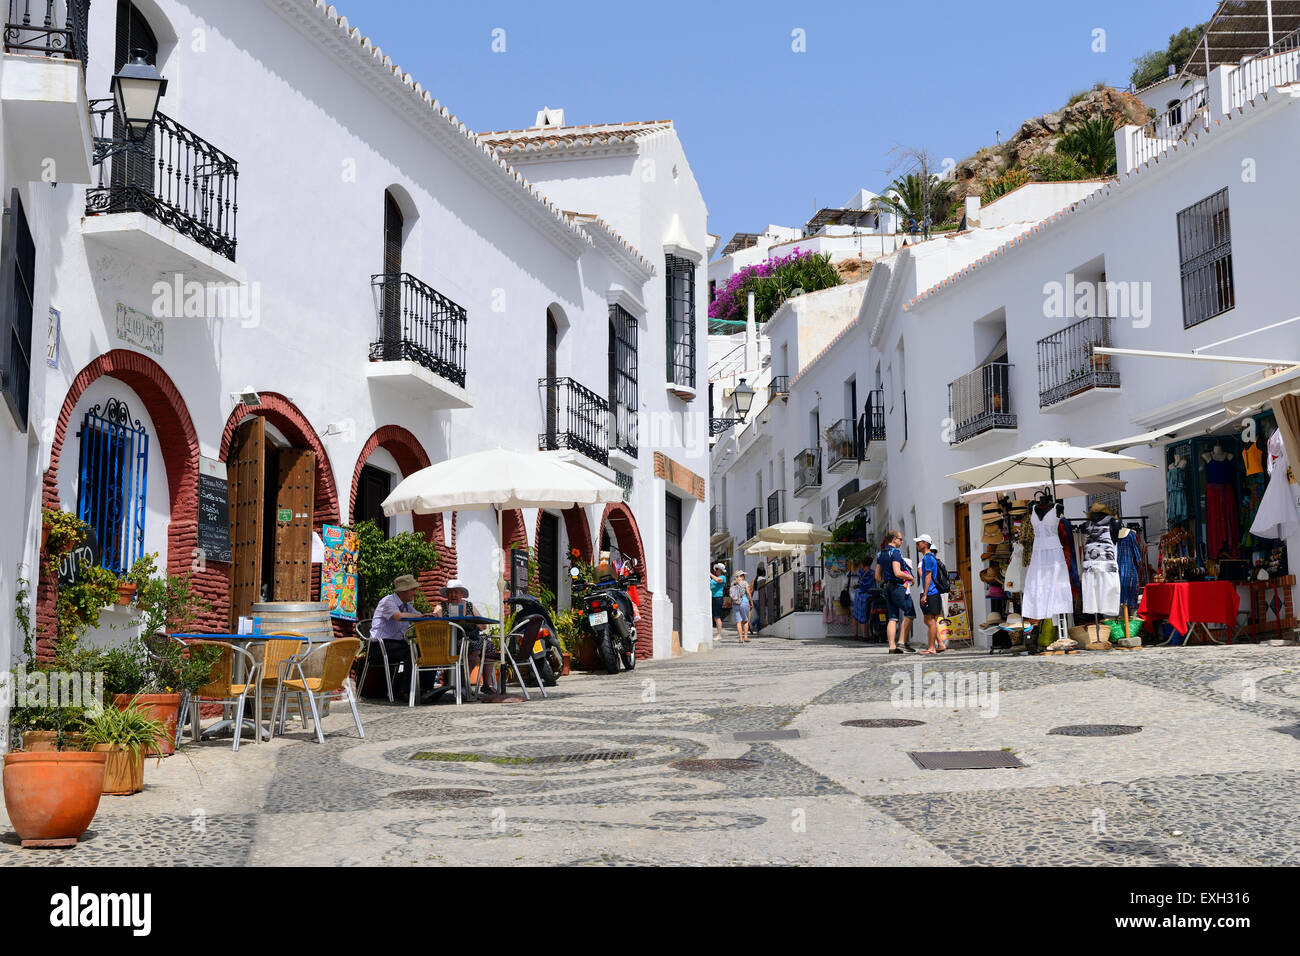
[834,480,882,525]
[1223,364,1300,414]
[1093,410,1227,452]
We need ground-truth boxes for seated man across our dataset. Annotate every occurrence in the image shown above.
[432,579,498,695]
[369,574,422,698]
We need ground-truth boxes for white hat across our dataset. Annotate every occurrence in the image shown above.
[441,579,469,596]
[713,562,725,572]
[913,533,933,546]
[735,569,746,577]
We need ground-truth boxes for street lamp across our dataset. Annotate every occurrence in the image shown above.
[710,377,755,436]
[111,49,168,140]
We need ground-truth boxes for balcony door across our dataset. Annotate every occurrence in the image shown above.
[545,310,559,447]
[381,190,403,349]
[112,1,157,197]
[665,493,683,636]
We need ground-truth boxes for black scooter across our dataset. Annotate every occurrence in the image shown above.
[571,566,640,674]
[505,593,564,686]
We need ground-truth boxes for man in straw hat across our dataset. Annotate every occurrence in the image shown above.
[369,574,424,698]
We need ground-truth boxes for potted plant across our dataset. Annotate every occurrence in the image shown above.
[115,553,157,607]
[103,636,218,756]
[83,701,170,795]
[2,727,106,847]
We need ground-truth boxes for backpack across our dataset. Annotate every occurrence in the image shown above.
[729,582,744,603]
[931,555,952,595]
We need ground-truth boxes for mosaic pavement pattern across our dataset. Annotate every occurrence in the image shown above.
[1,636,1297,865]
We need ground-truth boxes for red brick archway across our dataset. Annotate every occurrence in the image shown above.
[349,425,456,600]
[37,350,219,654]
[599,502,653,659]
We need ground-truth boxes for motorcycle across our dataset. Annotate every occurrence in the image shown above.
[571,564,640,674]
[505,593,564,687]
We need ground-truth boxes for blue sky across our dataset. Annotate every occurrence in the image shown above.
[354,0,1205,252]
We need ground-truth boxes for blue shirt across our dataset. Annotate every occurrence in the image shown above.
[920,553,940,596]
[875,546,905,585]
[710,574,726,599]
[371,593,415,642]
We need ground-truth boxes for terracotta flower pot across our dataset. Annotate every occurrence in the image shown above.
[113,694,180,756]
[560,653,572,677]
[91,744,146,795]
[116,581,137,606]
[19,730,86,753]
[2,751,107,847]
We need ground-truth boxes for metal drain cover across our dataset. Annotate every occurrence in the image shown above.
[411,750,635,765]
[1048,724,1143,737]
[670,758,763,772]
[842,718,926,728]
[732,730,801,741]
[389,788,493,801]
[908,750,1025,770]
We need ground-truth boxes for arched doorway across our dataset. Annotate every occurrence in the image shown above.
[598,503,652,659]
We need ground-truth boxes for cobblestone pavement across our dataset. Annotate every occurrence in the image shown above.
[4,635,1299,866]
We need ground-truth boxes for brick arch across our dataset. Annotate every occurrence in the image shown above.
[599,502,653,659]
[563,507,594,563]
[501,508,528,552]
[218,392,340,527]
[37,349,220,652]
[348,424,457,599]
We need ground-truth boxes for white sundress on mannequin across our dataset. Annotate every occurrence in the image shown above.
[1251,429,1300,541]
[1021,508,1073,619]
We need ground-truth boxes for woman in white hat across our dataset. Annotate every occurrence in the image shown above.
[433,579,497,695]
[710,562,728,643]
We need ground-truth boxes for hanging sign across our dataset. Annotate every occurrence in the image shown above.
[510,548,530,596]
[320,524,359,621]
[56,539,100,589]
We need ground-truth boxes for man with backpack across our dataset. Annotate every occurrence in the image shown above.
[914,533,949,654]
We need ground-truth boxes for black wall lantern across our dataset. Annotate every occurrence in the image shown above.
[111,48,168,140]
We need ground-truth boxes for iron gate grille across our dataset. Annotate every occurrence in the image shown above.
[1177,188,1234,329]
[665,254,696,389]
[76,398,149,574]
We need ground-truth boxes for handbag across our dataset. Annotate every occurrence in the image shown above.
[839,588,850,607]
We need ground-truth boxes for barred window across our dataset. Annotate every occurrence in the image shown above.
[1,189,34,431]
[665,254,696,388]
[1177,188,1235,328]
[76,397,150,574]
[609,303,638,456]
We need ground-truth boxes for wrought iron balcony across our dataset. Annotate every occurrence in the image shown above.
[1037,315,1119,408]
[370,272,468,388]
[766,490,784,527]
[770,375,789,399]
[87,100,238,261]
[710,505,725,537]
[793,447,821,498]
[826,418,858,473]
[948,361,1016,444]
[4,0,88,64]
[860,389,886,448]
[746,507,759,542]
[538,376,609,466]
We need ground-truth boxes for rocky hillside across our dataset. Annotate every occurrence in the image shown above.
[949,86,1151,200]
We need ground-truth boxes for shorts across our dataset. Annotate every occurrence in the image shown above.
[883,584,912,623]
[712,595,725,621]
[921,594,943,617]
[732,601,751,624]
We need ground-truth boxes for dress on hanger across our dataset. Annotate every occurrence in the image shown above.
[1117,531,1143,610]
[1081,517,1121,616]
[1166,464,1188,524]
[1002,540,1026,594]
[1205,455,1239,558]
[1021,509,1073,619]
[1251,429,1300,541]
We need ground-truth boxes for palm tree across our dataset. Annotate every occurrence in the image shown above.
[1058,114,1118,176]
[876,172,956,234]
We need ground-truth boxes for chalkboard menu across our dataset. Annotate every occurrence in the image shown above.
[198,457,232,564]
[511,548,530,595]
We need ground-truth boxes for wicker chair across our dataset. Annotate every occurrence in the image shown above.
[180,640,260,751]
[256,631,310,734]
[356,618,401,702]
[407,621,467,707]
[476,615,547,701]
[270,638,364,744]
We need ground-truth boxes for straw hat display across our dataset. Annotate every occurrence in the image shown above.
[981,521,1007,544]
[979,565,1004,585]
[980,611,1004,629]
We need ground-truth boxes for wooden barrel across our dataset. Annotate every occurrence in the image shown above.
[251,601,334,643]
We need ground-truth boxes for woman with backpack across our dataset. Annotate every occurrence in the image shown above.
[730,570,753,643]
[914,533,947,654]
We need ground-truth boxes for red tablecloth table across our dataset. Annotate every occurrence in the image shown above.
[1137,581,1241,645]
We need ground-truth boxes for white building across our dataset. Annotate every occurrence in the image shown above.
[0,0,712,717]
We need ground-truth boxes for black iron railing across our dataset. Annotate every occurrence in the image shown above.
[710,505,725,537]
[770,374,789,397]
[665,253,696,390]
[826,418,857,471]
[370,272,468,387]
[1037,315,1118,408]
[538,376,609,466]
[4,0,88,65]
[857,389,886,455]
[710,417,737,436]
[794,447,820,495]
[948,362,1015,444]
[746,507,759,542]
[767,490,785,527]
[87,100,238,261]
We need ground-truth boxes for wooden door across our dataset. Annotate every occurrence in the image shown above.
[665,493,683,635]
[954,501,972,603]
[227,418,266,628]
[272,449,315,601]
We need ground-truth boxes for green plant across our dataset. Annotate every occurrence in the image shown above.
[55,564,119,639]
[1026,151,1091,182]
[982,168,1031,202]
[1130,22,1206,89]
[99,636,221,697]
[1057,113,1118,176]
[550,608,583,656]
[42,508,90,575]
[83,700,169,759]
[124,553,159,589]
[15,567,33,660]
[876,172,957,231]
[128,569,211,638]
[353,519,440,618]
[6,665,91,750]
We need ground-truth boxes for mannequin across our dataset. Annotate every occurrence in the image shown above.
[1166,454,1189,525]
[1242,426,1272,549]
[1021,491,1072,621]
[1202,443,1239,558]
[1082,502,1121,617]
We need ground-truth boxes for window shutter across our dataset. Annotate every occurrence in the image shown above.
[1,189,34,431]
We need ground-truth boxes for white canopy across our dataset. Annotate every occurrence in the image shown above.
[756,520,834,546]
[745,540,809,556]
[946,440,1154,492]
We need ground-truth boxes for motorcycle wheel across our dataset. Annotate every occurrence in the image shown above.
[537,651,560,687]
[619,642,636,671]
[597,633,621,674]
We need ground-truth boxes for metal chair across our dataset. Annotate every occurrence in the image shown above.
[255,631,309,735]
[476,615,547,700]
[270,638,365,744]
[179,640,261,751]
[356,618,401,702]
[407,621,466,707]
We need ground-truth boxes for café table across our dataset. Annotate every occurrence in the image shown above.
[173,632,310,739]
[1136,581,1241,646]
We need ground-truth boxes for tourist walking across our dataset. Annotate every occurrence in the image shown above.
[710,563,727,643]
[873,530,914,653]
[751,563,767,633]
[731,570,753,643]
[914,534,946,654]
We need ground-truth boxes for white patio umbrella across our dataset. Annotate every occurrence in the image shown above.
[745,540,808,557]
[957,476,1128,505]
[757,520,834,546]
[381,448,623,635]
[946,440,1153,496]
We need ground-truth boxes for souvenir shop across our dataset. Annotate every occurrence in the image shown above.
[973,490,1150,652]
